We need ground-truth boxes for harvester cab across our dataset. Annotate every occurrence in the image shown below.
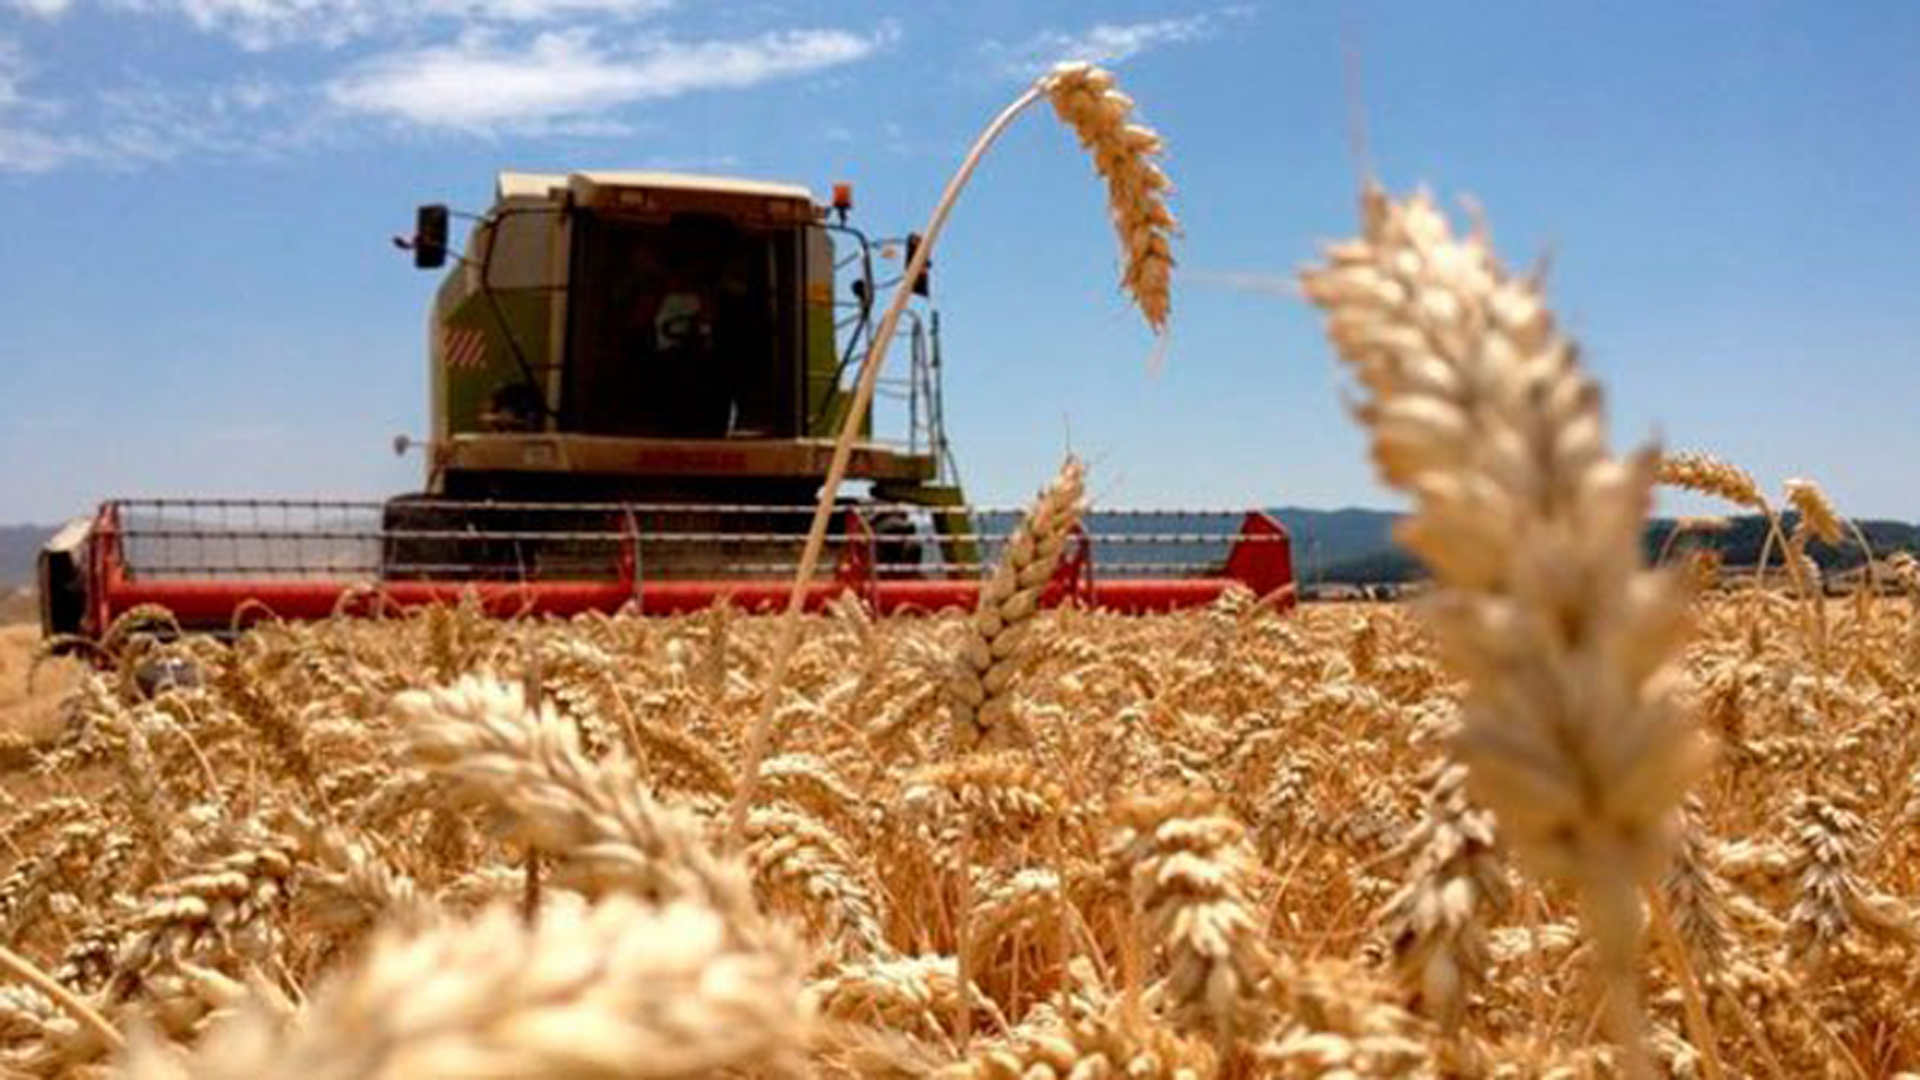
[38,170,1294,644]
[377,171,966,583]
[404,172,950,497]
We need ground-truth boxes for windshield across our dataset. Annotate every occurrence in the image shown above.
[564,211,799,440]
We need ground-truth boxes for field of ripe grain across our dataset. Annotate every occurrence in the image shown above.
[0,623,78,754]
[0,588,1914,1078]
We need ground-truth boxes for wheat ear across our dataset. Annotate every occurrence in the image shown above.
[1657,451,1766,511]
[1786,474,1885,613]
[0,943,123,1055]
[950,456,1086,752]
[1783,478,1843,548]
[395,675,760,928]
[1106,791,1271,1039]
[1378,762,1507,1033]
[1890,552,1920,669]
[1044,62,1177,332]
[1302,186,1710,1077]
[116,898,808,1080]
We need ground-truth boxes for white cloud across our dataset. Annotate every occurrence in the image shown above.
[2,5,889,170]
[328,24,891,129]
[985,9,1246,77]
[0,40,20,108]
[1045,16,1213,64]
[104,0,370,50]
[0,47,320,173]
[0,125,89,171]
[90,81,258,161]
[211,74,282,112]
[0,37,90,172]
[427,0,669,20]
[4,0,75,18]
[106,0,672,50]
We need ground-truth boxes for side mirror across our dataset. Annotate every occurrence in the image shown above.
[413,204,449,269]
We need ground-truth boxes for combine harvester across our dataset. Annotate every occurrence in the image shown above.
[39,171,1292,643]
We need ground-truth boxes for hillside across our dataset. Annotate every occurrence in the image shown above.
[1292,511,1920,585]
[1646,515,1920,570]
[0,525,54,588]
[1271,508,1397,563]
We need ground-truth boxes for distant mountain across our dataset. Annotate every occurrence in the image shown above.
[1269,508,1403,582]
[1645,516,1919,571]
[0,525,56,587]
[1274,509,1920,585]
[1272,508,1398,558]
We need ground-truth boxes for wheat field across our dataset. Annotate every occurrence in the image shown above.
[0,583,1915,1078]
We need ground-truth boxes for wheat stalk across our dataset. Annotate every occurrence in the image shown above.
[807,953,1004,1043]
[1302,186,1710,1076]
[1657,449,1821,614]
[731,60,1173,851]
[1780,794,1915,967]
[1257,956,1432,1077]
[1662,800,1734,977]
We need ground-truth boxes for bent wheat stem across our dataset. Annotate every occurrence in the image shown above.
[732,62,1174,850]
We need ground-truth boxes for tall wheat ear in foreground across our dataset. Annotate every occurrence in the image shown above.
[1302,186,1711,1077]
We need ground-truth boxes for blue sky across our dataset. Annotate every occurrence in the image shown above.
[2,1,1917,523]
